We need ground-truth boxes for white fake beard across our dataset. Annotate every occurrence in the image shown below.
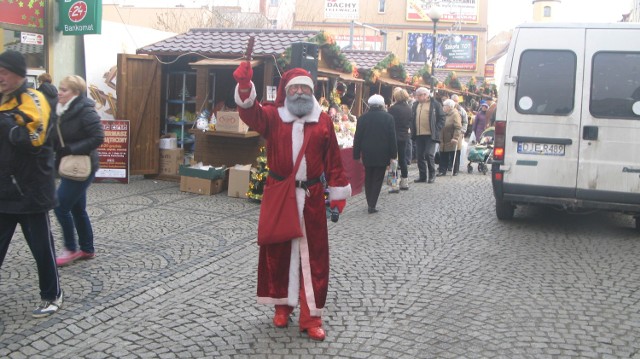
[286,93,314,117]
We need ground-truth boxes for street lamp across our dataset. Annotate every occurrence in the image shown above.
[427,6,441,91]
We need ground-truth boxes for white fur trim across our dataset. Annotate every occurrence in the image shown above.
[291,121,308,181]
[287,237,300,306]
[328,184,352,201]
[285,76,314,92]
[234,82,257,109]
[278,98,321,123]
[299,221,323,317]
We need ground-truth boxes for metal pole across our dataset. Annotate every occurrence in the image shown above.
[431,20,438,91]
[350,20,354,50]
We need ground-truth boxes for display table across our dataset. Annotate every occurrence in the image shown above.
[339,147,364,196]
[190,130,263,167]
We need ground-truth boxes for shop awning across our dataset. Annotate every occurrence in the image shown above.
[317,67,364,83]
[190,58,263,68]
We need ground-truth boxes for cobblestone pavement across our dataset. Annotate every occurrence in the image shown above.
[1,166,640,358]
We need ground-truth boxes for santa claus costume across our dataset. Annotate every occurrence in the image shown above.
[234,65,351,341]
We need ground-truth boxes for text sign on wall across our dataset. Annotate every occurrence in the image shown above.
[58,0,102,35]
[95,119,129,184]
[325,0,359,20]
[406,0,479,23]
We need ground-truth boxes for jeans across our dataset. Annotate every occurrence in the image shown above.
[397,140,408,178]
[54,172,96,253]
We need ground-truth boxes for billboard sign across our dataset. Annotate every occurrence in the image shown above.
[407,33,478,71]
[59,0,102,35]
[325,0,359,20]
[406,0,479,23]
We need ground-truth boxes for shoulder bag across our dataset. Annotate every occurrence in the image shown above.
[257,129,310,245]
[56,121,91,181]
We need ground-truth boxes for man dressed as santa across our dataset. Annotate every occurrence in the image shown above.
[234,62,351,341]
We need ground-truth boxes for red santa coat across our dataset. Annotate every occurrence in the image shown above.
[235,82,351,316]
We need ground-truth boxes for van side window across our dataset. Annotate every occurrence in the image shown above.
[516,50,576,116]
[591,52,640,119]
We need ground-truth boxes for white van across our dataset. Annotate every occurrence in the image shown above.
[491,23,640,230]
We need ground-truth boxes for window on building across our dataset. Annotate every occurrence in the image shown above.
[544,6,551,17]
[378,0,385,13]
[591,52,640,119]
[270,0,278,6]
[269,19,277,29]
[516,50,576,116]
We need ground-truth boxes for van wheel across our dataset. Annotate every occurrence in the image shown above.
[496,199,515,220]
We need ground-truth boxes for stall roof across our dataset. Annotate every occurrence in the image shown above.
[190,58,262,68]
[378,76,414,89]
[137,28,319,58]
[317,65,364,83]
[342,50,392,69]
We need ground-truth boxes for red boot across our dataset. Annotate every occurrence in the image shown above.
[273,305,292,328]
[304,327,326,341]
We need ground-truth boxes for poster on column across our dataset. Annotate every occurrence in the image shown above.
[95,120,130,184]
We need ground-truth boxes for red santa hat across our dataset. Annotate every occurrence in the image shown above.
[275,68,314,107]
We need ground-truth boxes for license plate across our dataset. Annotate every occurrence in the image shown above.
[517,142,565,156]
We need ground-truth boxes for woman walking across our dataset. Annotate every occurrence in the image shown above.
[387,87,412,190]
[353,94,398,213]
[52,75,104,266]
[438,99,462,176]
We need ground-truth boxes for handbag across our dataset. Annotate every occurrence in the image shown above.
[56,121,91,181]
[257,130,310,246]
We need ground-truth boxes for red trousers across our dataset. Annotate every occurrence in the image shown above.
[275,269,322,330]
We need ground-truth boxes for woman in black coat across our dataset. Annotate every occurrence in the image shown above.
[353,94,398,214]
[51,75,104,267]
[387,87,412,190]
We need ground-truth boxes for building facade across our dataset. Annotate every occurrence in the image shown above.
[293,0,489,81]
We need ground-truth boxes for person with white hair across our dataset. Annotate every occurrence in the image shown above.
[438,98,462,176]
[410,87,445,183]
[353,94,398,214]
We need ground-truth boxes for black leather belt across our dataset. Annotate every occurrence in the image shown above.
[268,171,322,190]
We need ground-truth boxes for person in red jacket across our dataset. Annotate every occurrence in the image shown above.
[234,63,351,341]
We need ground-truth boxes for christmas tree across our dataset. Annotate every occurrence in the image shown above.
[247,146,268,201]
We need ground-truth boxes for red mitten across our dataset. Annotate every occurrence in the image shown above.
[233,61,253,89]
[330,199,346,213]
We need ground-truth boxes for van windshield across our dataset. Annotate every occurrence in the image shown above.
[591,52,640,119]
[515,50,576,116]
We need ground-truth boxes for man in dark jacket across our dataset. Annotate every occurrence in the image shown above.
[0,50,63,318]
[353,94,398,213]
[410,87,445,183]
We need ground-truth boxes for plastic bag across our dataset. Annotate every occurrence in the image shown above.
[386,159,398,188]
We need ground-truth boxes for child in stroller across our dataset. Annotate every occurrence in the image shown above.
[467,127,494,175]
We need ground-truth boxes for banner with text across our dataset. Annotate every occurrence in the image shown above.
[406,33,477,71]
[406,0,479,23]
[95,119,129,184]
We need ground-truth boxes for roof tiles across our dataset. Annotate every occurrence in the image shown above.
[137,28,319,58]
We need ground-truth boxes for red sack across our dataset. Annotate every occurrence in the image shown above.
[257,177,302,245]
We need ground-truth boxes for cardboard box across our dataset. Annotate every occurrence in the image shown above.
[160,148,184,175]
[180,176,226,195]
[227,164,252,198]
[178,164,226,180]
[216,111,249,134]
[159,134,178,149]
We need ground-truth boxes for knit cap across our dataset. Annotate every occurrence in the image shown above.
[0,50,27,77]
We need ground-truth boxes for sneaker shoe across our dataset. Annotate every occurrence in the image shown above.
[56,250,81,267]
[78,251,96,260]
[32,290,63,318]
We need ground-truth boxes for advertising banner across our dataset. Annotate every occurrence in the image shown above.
[95,120,129,184]
[406,33,477,71]
[59,0,102,35]
[335,34,383,51]
[406,0,479,23]
[325,0,359,20]
[0,1,45,28]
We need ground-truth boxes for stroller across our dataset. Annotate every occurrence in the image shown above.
[467,127,494,175]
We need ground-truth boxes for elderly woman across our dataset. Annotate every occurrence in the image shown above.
[353,94,398,213]
[437,98,462,176]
